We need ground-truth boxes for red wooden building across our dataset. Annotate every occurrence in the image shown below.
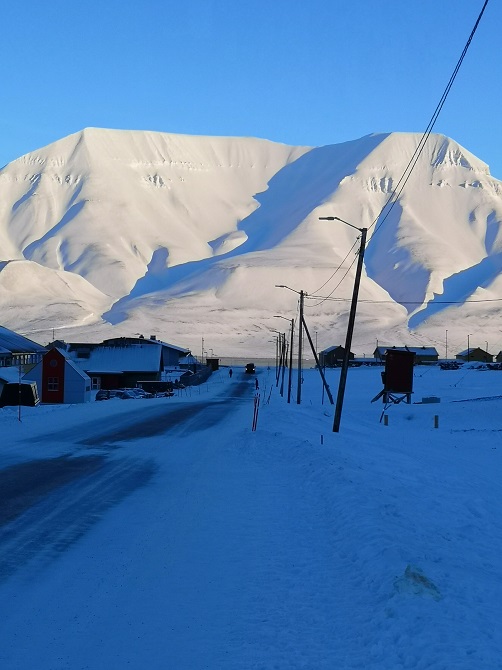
[24,348,91,404]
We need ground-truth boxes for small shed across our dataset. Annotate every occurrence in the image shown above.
[24,348,91,403]
[0,380,39,408]
[206,357,220,371]
[0,367,39,407]
[319,345,354,367]
[455,348,492,363]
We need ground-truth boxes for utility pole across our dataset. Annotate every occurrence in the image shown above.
[320,216,368,432]
[276,336,281,383]
[288,319,294,404]
[445,329,448,360]
[280,340,287,397]
[333,227,367,431]
[276,333,285,389]
[297,290,304,404]
[18,360,22,422]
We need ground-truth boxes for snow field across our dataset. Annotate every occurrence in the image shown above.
[0,364,501,668]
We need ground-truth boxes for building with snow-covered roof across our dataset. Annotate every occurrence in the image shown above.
[455,348,492,363]
[24,348,91,404]
[0,325,46,368]
[54,335,190,389]
[68,343,180,389]
[319,345,354,367]
[65,335,189,368]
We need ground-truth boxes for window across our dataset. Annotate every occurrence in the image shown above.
[47,377,59,391]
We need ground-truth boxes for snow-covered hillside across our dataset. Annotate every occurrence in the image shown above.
[1,128,502,357]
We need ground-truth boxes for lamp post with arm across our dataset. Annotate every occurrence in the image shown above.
[319,215,368,432]
[270,329,285,388]
[275,315,294,403]
[275,285,304,404]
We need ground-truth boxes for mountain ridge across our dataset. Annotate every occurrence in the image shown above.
[1,128,501,357]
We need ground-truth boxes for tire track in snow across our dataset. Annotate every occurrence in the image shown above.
[0,456,156,580]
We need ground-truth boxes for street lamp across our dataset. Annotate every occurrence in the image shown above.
[467,334,472,362]
[445,329,448,360]
[275,315,294,403]
[270,328,284,386]
[319,215,368,432]
[275,285,305,404]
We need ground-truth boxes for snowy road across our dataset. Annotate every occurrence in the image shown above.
[0,376,254,582]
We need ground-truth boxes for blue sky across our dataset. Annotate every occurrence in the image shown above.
[2,1,500,177]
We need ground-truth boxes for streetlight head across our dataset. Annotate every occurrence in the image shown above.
[319,216,335,220]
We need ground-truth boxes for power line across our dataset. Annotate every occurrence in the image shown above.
[305,296,502,305]
[369,0,490,236]
[306,252,358,308]
[312,0,490,301]
[310,238,359,295]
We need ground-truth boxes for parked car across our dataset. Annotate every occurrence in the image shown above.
[95,389,125,400]
[118,388,154,399]
[116,390,136,399]
[439,362,460,370]
[131,388,154,398]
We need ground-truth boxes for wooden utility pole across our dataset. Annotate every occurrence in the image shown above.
[287,319,294,403]
[297,290,304,404]
[333,228,367,432]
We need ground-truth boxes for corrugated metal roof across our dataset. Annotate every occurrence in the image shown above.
[71,345,162,373]
[103,336,189,354]
[376,346,438,356]
[179,355,198,365]
[321,345,344,354]
[456,348,486,356]
[63,356,91,380]
[0,326,46,354]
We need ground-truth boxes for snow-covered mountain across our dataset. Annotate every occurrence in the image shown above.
[1,128,502,357]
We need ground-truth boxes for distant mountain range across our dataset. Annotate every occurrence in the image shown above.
[1,128,502,358]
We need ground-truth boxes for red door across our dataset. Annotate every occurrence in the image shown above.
[42,349,65,403]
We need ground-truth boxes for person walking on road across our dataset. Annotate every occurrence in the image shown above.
[229,369,233,378]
